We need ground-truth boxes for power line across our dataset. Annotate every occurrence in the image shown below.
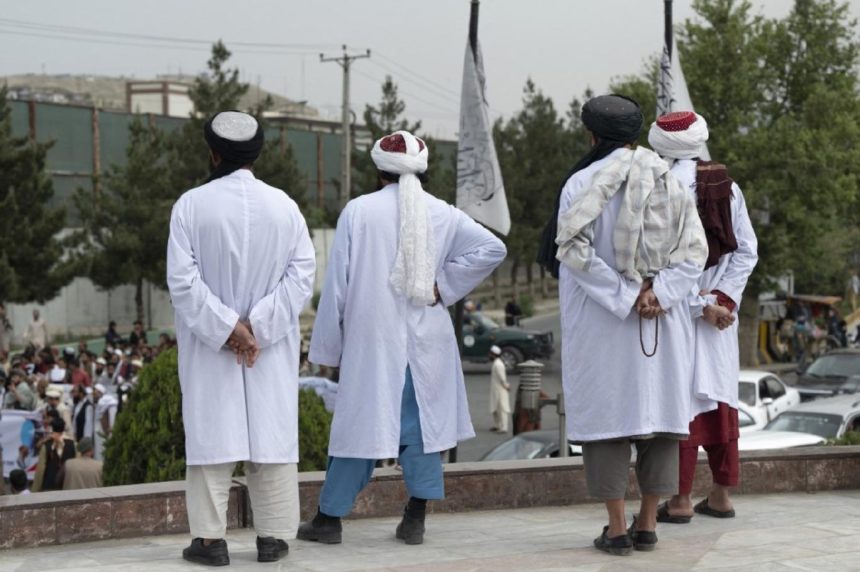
[352,68,459,116]
[0,17,342,50]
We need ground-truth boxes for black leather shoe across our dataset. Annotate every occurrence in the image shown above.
[182,538,230,567]
[256,536,289,562]
[593,526,633,556]
[628,516,658,551]
[297,508,343,544]
[395,498,426,545]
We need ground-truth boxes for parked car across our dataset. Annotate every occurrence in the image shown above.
[480,430,581,461]
[792,348,860,400]
[739,394,860,451]
[461,312,554,371]
[738,370,800,427]
[737,401,767,434]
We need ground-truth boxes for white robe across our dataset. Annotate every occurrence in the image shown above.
[167,169,315,466]
[310,184,506,459]
[558,149,704,442]
[671,160,759,416]
[489,357,510,414]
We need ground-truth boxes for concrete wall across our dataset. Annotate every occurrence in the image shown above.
[5,228,337,347]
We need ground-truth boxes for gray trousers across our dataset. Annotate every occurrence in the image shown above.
[582,437,679,501]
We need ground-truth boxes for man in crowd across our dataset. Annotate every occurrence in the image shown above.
[71,384,95,444]
[167,110,315,566]
[33,417,76,491]
[300,130,506,546]
[129,320,148,348]
[45,387,73,436]
[9,469,30,495]
[105,321,122,347]
[504,297,523,326]
[546,95,708,555]
[23,309,49,350]
[93,383,118,461]
[648,111,758,523]
[4,368,36,410]
[488,345,511,432]
[0,302,12,355]
[71,357,92,388]
[63,437,103,490]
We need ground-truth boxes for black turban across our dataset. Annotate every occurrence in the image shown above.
[536,94,644,278]
[203,111,265,182]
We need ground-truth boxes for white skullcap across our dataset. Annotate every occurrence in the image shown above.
[94,383,106,394]
[211,111,259,142]
[490,345,502,356]
[648,112,709,160]
[49,369,65,382]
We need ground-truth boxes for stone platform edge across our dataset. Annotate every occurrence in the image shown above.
[2,446,858,549]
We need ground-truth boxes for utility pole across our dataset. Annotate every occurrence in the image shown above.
[321,45,370,211]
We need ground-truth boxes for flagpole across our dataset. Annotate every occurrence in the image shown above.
[664,0,673,60]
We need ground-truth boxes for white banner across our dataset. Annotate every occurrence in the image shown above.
[1,409,42,478]
[656,42,711,160]
[456,40,510,236]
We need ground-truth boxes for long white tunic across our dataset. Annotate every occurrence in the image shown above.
[167,169,315,466]
[672,160,759,416]
[489,357,511,414]
[559,149,704,442]
[310,184,506,459]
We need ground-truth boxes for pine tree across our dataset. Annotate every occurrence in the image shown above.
[0,87,69,305]
[70,117,171,324]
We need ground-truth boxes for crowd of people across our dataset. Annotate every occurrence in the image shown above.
[0,311,175,494]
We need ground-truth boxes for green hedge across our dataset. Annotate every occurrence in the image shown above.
[103,348,332,486]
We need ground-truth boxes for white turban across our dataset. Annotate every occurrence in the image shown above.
[371,131,437,306]
[648,112,709,160]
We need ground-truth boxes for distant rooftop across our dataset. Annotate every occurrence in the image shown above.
[1,73,318,118]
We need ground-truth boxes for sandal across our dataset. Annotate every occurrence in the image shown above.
[656,501,692,524]
[694,498,735,519]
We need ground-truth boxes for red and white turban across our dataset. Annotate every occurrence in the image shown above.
[648,111,709,161]
[371,131,437,305]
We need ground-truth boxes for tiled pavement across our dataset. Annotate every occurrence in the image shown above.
[2,491,859,571]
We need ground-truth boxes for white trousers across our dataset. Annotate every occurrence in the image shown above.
[186,462,299,539]
[492,410,509,432]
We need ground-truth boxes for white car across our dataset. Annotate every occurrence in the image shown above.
[737,401,766,434]
[739,394,860,451]
[738,370,800,427]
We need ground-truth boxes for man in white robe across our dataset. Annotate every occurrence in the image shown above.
[488,345,511,432]
[299,130,506,546]
[549,95,708,555]
[648,112,758,523]
[167,111,315,566]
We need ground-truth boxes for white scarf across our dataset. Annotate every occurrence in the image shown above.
[556,147,708,282]
[370,131,437,305]
[647,113,709,160]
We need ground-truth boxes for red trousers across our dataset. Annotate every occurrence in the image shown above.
[678,403,740,495]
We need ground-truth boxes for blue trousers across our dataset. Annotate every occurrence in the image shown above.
[319,367,445,517]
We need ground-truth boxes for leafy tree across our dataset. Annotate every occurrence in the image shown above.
[352,75,422,199]
[494,80,571,296]
[167,42,310,213]
[70,118,171,323]
[104,346,334,485]
[0,87,69,305]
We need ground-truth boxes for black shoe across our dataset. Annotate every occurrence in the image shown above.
[297,508,343,544]
[182,538,230,567]
[395,498,427,545]
[593,526,633,556]
[628,516,658,551]
[256,536,289,562]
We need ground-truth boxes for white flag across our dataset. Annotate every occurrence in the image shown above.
[656,41,710,159]
[456,39,510,236]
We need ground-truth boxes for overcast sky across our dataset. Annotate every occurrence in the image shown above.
[3,0,858,139]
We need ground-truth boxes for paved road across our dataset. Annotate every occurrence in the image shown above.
[457,311,564,462]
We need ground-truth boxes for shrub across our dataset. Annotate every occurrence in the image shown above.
[827,431,860,446]
[103,347,333,485]
[103,348,185,485]
[298,388,332,472]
